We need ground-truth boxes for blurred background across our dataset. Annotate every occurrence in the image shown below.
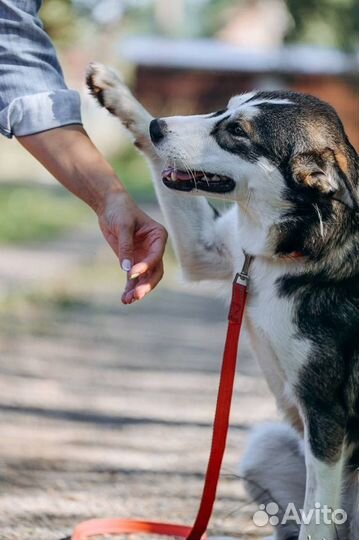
[0,2,358,539]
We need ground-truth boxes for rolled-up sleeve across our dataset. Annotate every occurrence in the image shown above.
[0,0,82,138]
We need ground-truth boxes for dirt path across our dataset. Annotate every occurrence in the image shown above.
[0,225,101,297]
[0,210,278,540]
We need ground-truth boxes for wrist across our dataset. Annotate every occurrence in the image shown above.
[95,183,138,225]
[91,175,127,215]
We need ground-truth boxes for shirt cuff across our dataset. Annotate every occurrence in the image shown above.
[0,89,82,138]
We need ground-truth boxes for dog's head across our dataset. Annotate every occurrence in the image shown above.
[150,91,358,259]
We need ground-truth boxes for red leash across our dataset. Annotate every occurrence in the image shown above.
[70,257,251,540]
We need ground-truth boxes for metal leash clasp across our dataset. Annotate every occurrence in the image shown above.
[233,252,253,286]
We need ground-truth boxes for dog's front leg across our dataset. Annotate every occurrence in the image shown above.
[86,62,158,161]
[298,414,347,540]
[86,63,235,281]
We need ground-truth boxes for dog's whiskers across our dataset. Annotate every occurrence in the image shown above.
[176,146,210,191]
[179,153,199,191]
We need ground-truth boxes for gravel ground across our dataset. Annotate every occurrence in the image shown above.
[0,215,278,540]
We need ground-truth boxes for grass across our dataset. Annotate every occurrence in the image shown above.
[0,145,154,245]
[0,184,91,245]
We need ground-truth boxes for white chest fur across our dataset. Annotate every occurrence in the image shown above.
[245,258,312,400]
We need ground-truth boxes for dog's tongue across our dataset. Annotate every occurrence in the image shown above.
[162,167,196,181]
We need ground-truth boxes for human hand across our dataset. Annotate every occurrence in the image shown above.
[18,126,167,304]
[98,190,168,304]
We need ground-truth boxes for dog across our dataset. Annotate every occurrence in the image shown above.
[86,63,359,540]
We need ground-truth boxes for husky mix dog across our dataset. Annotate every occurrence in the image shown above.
[86,63,358,540]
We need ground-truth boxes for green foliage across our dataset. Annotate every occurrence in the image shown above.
[200,0,358,51]
[39,0,358,52]
[0,185,90,244]
[40,0,96,47]
[197,0,245,37]
[286,0,359,52]
[40,0,77,44]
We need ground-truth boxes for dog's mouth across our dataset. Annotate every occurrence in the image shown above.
[161,167,236,194]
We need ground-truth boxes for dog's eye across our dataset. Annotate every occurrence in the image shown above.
[227,123,248,138]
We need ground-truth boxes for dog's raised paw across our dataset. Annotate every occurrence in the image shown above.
[86,62,123,91]
[86,62,123,111]
[85,62,154,143]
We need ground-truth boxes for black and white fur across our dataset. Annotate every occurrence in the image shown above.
[86,63,359,540]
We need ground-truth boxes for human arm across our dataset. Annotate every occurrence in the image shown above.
[18,125,167,304]
[0,1,167,303]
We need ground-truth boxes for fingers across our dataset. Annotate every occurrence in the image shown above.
[128,226,167,280]
[98,196,167,302]
[121,224,167,304]
[118,224,134,273]
[121,261,164,304]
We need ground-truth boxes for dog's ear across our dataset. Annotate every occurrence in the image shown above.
[291,148,358,209]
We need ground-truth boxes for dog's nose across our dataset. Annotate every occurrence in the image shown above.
[150,118,166,144]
